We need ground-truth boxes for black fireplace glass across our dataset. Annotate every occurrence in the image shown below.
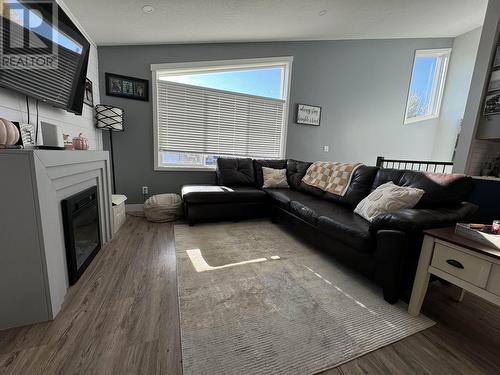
[73,203,99,269]
[62,186,101,285]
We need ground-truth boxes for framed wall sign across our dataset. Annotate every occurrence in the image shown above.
[14,122,36,147]
[296,103,321,126]
[105,73,149,101]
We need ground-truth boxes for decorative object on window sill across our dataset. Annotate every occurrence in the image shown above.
[105,72,149,101]
[0,118,20,146]
[84,78,94,107]
[296,103,321,126]
[73,133,89,150]
[95,104,125,193]
[484,93,500,116]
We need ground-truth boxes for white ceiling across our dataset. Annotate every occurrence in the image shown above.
[63,0,487,46]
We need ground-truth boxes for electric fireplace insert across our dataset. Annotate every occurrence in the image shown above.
[62,186,101,285]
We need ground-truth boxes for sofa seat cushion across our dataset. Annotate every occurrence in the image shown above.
[182,185,267,204]
[264,188,320,209]
[290,200,373,252]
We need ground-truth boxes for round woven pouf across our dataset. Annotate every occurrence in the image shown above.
[144,193,183,222]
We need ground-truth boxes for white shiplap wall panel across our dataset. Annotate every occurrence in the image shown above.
[0,4,102,150]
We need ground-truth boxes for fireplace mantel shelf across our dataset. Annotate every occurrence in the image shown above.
[0,149,113,330]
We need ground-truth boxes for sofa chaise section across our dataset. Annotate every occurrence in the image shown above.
[181,185,268,225]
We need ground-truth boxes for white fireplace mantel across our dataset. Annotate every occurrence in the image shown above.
[0,149,113,330]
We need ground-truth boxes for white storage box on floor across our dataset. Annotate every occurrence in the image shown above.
[112,194,127,234]
[144,193,183,222]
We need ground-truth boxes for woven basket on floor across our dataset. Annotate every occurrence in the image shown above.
[144,193,183,222]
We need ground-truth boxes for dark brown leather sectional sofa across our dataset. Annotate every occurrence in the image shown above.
[181,157,477,303]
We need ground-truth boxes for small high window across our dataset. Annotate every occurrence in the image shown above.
[404,48,451,124]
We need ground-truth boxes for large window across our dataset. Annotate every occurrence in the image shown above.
[404,48,451,124]
[152,57,292,170]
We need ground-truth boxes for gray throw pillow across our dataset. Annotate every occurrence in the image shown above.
[262,167,290,188]
[354,181,425,222]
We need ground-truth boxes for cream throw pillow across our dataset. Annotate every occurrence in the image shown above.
[354,181,425,222]
[262,167,289,188]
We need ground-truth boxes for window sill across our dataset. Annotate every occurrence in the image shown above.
[154,165,217,172]
[404,114,439,125]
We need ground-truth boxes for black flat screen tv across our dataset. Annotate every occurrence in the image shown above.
[0,0,90,115]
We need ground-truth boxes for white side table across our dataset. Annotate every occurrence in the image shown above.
[409,227,500,316]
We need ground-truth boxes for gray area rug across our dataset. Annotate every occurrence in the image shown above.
[175,220,434,375]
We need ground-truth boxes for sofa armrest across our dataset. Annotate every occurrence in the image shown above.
[371,202,479,233]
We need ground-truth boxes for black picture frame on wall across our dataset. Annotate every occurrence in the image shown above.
[105,73,149,101]
[84,78,94,107]
[296,103,322,126]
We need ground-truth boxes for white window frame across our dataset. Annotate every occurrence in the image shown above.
[404,48,451,125]
[151,56,293,171]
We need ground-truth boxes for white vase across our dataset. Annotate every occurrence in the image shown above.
[0,118,20,145]
[0,119,7,145]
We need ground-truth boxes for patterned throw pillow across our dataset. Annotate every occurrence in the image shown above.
[354,181,425,222]
[262,167,290,188]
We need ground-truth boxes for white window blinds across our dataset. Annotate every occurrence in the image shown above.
[156,81,285,158]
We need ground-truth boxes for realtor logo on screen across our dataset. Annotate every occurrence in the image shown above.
[0,0,59,70]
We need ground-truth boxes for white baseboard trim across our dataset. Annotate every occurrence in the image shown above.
[126,203,144,212]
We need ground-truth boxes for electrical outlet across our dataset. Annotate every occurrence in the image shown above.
[323,145,329,152]
[142,186,149,194]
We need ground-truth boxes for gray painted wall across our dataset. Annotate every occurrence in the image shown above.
[98,38,453,203]
[432,27,482,161]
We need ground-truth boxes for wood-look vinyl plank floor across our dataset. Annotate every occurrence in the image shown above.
[0,216,498,375]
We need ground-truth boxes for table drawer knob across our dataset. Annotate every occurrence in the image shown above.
[446,259,464,269]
